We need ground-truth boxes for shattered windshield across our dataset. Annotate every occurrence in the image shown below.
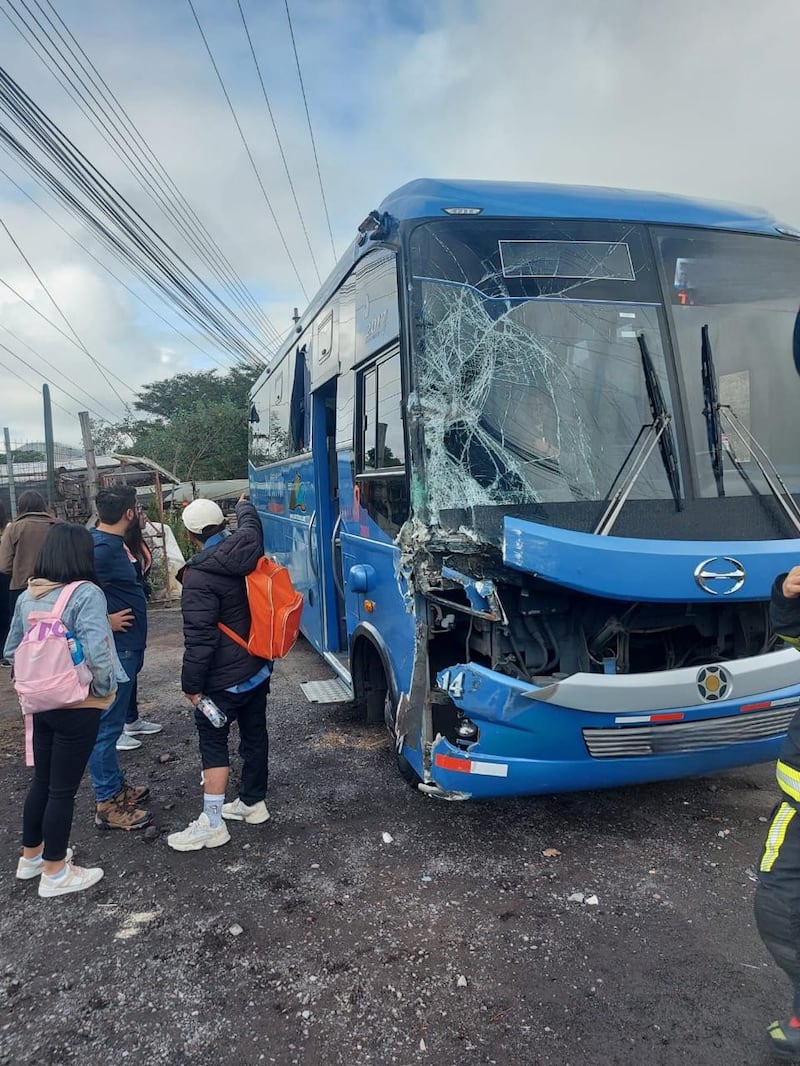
[409,219,678,517]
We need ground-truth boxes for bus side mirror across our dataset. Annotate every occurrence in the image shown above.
[357,210,391,246]
[347,564,375,593]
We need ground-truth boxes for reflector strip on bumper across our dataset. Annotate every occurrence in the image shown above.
[584,705,797,758]
[742,696,798,712]
[434,753,509,778]
[614,712,685,724]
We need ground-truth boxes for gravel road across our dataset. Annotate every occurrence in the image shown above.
[0,606,789,1065]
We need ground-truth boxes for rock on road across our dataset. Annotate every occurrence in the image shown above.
[0,606,788,1065]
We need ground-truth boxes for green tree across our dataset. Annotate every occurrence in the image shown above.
[91,366,260,480]
[0,448,45,464]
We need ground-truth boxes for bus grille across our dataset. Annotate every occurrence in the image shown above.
[583,706,797,759]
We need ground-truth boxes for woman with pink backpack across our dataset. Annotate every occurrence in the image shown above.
[4,523,122,898]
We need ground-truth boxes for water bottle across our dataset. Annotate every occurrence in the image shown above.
[196,695,227,728]
[65,631,84,666]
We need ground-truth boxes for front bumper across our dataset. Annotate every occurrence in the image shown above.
[419,652,800,798]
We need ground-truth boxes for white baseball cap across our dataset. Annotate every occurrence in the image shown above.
[182,498,225,534]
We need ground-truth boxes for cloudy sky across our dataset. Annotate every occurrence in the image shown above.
[0,0,798,446]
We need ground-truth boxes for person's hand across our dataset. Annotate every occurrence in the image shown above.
[783,566,800,598]
[108,608,134,632]
[184,692,201,707]
[238,491,249,503]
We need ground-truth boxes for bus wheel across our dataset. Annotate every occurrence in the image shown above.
[384,690,422,789]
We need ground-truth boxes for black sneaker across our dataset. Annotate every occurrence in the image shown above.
[768,1020,800,1061]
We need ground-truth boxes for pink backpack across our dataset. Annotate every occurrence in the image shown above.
[13,581,93,716]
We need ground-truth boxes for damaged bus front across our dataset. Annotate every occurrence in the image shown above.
[250,178,800,799]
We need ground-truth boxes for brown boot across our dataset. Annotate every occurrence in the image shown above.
[95,793,152,831]
[118,782,150,807]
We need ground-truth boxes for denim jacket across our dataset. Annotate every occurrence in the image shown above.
[4,579,128,696]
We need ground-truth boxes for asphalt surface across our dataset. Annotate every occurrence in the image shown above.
[0,606,792,1065]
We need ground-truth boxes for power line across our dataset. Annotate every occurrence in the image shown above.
[236,0,322,286]
[0,68,270,365]
[0,165,244,370]
[0,347,88,418]
[0,214,135,404]
[0,321,122,420]
[38,0,280,346]
[0,334,113,420]
[284,0,337,264]
[186,0,311,302]
[1,0,281,351]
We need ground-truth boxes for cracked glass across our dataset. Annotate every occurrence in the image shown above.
[409,219,677,517]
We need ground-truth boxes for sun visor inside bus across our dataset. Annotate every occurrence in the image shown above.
[502,515,800,603]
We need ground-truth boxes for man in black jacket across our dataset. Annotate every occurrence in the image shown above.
[167,496,272,852]
[755,565,800,1060]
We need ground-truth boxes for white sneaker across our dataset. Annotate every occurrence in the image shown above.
[16,847,73,880]
[116,733,142,751]
[38,861,104,898]
[222,798,270,824]
[124,718,163,736]
[167,812,231,852]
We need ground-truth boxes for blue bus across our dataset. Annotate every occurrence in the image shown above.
[249,178,800,799]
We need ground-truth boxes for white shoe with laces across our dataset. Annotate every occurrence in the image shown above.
[124,718,163,736]
[38,860,104,898]
[116,733,142,751]
[167,812,230,852]
[221,798,270,824]
[16,847,74,880]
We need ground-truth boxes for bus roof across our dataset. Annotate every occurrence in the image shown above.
[253,178,795,391]
[379,177,789,235]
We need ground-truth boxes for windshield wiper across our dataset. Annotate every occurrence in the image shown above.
[699,329,800,534]
[594,334,682,535]
[701,325,725,497]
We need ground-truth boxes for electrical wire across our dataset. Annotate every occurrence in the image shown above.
[186,0,311,302]
[0,165,245,369]
[284,0,337,263]
[38,0,279,345]
[1,0,280,350]
[0,345,95,418]
[0,215,135,403]
[236,0,322,286]
[0,334,114,417]
[0,65,271,366]
[0,82,268,367]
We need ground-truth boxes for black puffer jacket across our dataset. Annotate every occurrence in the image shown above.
[178,501,269,694]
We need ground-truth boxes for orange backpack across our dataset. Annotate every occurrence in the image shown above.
[218,557,303,660]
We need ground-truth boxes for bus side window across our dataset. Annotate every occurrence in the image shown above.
[356,350,408,536]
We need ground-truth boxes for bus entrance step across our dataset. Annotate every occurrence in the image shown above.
[300,677,353,704]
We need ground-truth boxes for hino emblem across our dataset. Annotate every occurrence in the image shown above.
[694,556,746,596]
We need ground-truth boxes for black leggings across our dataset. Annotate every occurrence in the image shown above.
[23,708,102,861]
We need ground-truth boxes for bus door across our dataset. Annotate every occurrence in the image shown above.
[311,377,346,653]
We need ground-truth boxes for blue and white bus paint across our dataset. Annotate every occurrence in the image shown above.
[250,178,800,799]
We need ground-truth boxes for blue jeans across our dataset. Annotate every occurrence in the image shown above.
[88,649,144,802]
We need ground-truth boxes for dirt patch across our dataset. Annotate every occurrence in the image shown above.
[0,606,789,1066]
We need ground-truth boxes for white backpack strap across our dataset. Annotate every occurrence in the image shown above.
[51,580,88,620]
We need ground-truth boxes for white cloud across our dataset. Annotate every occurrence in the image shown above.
[1,0,799,445]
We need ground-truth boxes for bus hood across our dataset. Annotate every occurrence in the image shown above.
[502,516,800,602]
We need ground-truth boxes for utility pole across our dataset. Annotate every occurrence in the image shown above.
[42,384,56,509]
[78,411,99,521]
[3,427,17,519]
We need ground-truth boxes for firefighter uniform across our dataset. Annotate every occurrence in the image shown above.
[754,576,800,1057]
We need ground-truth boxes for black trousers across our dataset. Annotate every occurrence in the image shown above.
[22,708,102,861]
[194,680,269,806]
[755,800,800,1013]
